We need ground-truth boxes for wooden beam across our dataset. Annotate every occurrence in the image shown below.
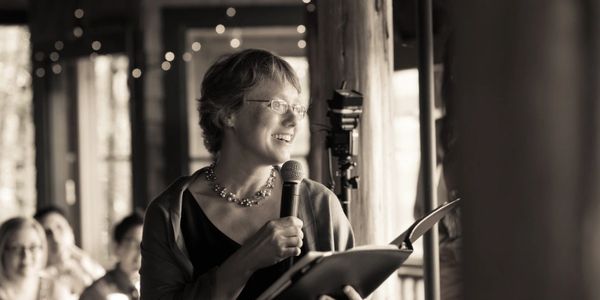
[313,0,399,298]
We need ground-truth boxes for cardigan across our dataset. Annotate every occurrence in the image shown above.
[140,170,354,300]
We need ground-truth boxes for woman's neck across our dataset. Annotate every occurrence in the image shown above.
[211,159,277,198]
[4,276,39,299]
[47,248,71,267]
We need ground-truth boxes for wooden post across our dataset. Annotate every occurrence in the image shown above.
[453,0,600,299]
[417,0,441,298]
[313,0,400,298]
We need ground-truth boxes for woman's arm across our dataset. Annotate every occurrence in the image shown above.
[140,200,304,300]
[140,201,218,299]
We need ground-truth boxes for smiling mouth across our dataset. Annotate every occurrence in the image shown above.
[272,133,293,143]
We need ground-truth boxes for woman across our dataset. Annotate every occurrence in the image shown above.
[33,207,105,298]
[0,217,70,300]
[140,49,361,299]
[80,212,144,300]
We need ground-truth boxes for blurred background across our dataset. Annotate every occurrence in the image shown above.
[1,0,599,299]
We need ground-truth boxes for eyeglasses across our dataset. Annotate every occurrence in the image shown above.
[246,99,307,120]
[5,244,43,256]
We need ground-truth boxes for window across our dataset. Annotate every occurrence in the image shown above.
[77,54,132,266]
[0,26,36,223]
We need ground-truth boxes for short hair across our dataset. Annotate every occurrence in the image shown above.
[0,217,47,282]
[113,211,144,244]
[33,205,68,222]
[198,48,301,156]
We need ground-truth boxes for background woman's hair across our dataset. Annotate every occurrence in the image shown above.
[33,205,68,222]
[198,48,301,156]
[113,211,144,244]
[0,217,48,282]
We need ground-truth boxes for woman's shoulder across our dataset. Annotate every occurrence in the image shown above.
[299,178,343,211]
[39,272,74,300]
[300,178,336,197]
[146,173,199,211]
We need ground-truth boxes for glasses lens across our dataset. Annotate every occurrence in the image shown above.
[270,100,288,114]
[292,104,307,119]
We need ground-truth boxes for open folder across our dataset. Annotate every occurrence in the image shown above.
[257,198,461,300]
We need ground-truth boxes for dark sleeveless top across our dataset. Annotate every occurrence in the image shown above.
[180,190,291,299]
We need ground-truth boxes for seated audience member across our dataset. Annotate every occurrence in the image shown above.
[0,217,70,300]
[34,206,105,297]
[80,212,143,300]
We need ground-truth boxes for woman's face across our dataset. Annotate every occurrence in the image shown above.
[115,225,143,277]
[2,227,45,280]
[226,79,302,165]
[38,213,74,263]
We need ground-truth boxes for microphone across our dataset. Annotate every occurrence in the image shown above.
[280,160,304,268]
[280,160,304,218]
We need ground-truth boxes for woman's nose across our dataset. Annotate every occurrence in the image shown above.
[283,109,298,126]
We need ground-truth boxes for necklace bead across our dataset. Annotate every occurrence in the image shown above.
[204,163,277,207]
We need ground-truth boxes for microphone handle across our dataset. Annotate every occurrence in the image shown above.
[280,182,300,217]
[280,181,300,269]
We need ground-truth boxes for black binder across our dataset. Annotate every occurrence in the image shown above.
[257,198,461,300]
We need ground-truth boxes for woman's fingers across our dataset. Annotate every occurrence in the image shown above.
[276,237,302,258]
[277,246,301,258]
[343,285,363,300]
[281,236,303,248]
[318,286,363,300]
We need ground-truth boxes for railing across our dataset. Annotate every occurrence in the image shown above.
[398,257,425,300]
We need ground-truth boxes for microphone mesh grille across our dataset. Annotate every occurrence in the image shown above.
[281,160,304,182]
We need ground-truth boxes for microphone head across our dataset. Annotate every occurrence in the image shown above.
[281,160,304,183]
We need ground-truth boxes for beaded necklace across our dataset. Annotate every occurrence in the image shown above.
[204,163,277,207]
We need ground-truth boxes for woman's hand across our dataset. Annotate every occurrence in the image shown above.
[214,216,303,299]
[239,216,304,271]
[319,285,363,300]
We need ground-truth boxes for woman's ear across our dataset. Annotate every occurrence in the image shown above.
[223,113,236,128]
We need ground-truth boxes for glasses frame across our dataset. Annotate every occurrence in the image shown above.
[246,99,307,120]
[5,244,44,256]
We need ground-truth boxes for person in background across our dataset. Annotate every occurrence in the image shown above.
[34,206,105,298]
[80,211,143,300]
[0,217,70,300]
[140,49,361,300]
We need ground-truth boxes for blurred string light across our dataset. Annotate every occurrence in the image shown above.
[191,42,202,52]
[182,52,193,62]
[161,61,171,71]
[74,8,85,19]
[54,41,64,50]
[226,7,236,17]
[230,38,241,48]
[131,68,142,78]
[215,24,226,34]
[73,26,84,38]
[52,63,62,74]
[35,68,45,78]
[297,40,307,49]
[165,51,175,62]
[297,25,306,34]
[306,4,316,12]
[91,41,102,51]
[49,51,60,62]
